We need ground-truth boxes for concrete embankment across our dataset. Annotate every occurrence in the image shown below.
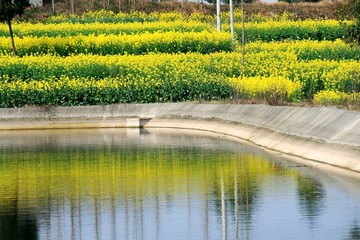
[0,103,359,173]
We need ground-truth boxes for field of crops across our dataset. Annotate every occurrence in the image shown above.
[0,10,359,107]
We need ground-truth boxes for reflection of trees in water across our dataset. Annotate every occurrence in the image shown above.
[0,202,38,240]
[0,143,299,239]
[210,173,258,224]
[297,175,325,226]
[209,156,295,240]
[348,223,360,240]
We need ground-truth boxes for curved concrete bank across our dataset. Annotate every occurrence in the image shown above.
[0,103,359,172]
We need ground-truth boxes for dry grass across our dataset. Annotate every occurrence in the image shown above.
[243,1,347,20]
[24,0,347,21]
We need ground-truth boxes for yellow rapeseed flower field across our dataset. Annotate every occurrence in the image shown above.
[0,12,358,107]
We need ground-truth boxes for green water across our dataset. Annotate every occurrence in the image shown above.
[0,128,359,240]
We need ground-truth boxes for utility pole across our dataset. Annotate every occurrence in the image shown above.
[241,0,245,78]
[229,0,235,49]
[216,0,221,32]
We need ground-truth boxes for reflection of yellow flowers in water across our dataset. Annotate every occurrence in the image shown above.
[0,146,299,208]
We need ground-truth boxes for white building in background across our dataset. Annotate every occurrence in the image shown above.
[29,0,43,6]
[260,0,278,2]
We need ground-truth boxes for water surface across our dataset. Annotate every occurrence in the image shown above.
[0,128,360,240]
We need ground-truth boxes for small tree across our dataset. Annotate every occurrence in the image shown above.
[344,0,360,45]
[0,0,30,56]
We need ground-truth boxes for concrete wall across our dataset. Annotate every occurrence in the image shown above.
[0,103,359,173]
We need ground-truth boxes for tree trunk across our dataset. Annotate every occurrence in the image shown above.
[71,0,75,13]
[52,0,55,14]
[7,17,17,57]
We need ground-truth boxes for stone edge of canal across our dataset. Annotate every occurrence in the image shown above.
[0,103,359,174]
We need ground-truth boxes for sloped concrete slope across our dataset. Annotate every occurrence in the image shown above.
[0,103,359,172]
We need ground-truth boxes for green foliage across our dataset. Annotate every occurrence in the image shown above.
[44,12,158,24]
[0,51,359,106]
[345,23,360,44]
[246,39,360,61]
[0,74,233,108]
[315,90,360,107]
[0,0,29,22]
[0,21,210,37]
[0,31,232,56]
[231,20,346,42]
[229,76,302,105]
[0,0,29,56]
[0,11,358,107]
[344,0,360,45]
